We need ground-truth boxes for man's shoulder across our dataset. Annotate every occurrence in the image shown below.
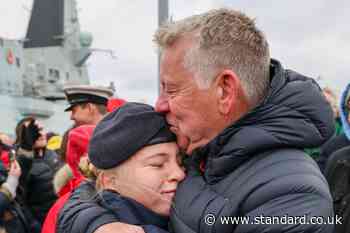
[219,148,329,198]
[253,148,317,170]
[249,148,325,184]
[222,149,332,220]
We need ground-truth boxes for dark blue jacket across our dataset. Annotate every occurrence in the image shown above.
[170,59,335,233]
[57,181,170,233]
[16,149,59,225]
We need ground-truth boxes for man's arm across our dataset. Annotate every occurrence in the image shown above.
[234,192,334,233]
[95,223,145,233]
[95,223,173,233]
[171,158,335,233]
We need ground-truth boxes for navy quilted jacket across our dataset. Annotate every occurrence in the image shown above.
[170,59,335,233]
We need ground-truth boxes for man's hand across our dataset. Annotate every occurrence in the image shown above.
[95,222,145,233]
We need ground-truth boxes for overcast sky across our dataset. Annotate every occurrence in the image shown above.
[0,0,348,105]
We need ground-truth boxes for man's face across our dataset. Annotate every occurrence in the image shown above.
[70,104,93,126]
[155,40,223,155]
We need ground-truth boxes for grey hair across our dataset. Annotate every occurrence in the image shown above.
[154,8,270,107]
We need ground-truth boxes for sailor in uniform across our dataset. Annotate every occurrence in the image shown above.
[64,85,113,126]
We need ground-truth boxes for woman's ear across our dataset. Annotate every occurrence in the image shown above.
[98,172,109,190]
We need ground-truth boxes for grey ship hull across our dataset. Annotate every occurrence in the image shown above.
[0,94,72,136]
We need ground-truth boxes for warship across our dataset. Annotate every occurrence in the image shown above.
[0,0,93,136]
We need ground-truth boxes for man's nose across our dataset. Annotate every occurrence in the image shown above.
[155,94,170,113]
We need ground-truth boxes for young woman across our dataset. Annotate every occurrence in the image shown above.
[56,103,185,233]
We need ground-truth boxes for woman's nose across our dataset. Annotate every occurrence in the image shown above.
[169,163,186,183]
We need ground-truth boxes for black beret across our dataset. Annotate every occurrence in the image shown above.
[88,102,176,169]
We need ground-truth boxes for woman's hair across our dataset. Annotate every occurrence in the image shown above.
[15,116,36,145]
[78,156,99,180]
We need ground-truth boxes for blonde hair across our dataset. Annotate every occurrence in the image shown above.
[154,8,270,107]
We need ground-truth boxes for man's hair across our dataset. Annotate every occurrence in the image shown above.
[95,104,108,115]
[80,102,107,115]
[154,8,270,107]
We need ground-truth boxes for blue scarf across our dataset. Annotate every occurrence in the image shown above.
[99,190,169,231]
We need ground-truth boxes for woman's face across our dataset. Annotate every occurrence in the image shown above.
[34,132,47,149]
[107,142,185,216]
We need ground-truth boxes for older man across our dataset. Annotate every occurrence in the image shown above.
[154,8,335,233]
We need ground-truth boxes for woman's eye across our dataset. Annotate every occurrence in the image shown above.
[150,163,164,168]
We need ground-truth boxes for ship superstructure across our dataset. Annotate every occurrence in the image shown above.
[0,0,94,135]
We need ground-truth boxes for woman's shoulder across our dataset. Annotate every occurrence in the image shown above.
[57,182,118,233]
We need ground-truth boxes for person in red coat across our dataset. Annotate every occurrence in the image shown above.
[107,98,126,112]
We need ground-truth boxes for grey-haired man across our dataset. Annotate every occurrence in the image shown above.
[154,8,334,233]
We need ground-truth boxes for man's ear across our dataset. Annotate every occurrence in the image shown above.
[87,103,95,113]
[215,70,241,115]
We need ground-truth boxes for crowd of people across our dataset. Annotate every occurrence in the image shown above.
[0,7,349,233]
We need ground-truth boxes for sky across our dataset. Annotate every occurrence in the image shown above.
[0,0,348,105]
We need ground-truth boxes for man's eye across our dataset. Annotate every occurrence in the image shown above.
[166,90,175,95]
[165,89,178,97]
[162,84,177,94]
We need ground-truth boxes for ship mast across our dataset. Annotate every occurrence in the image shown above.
[157,0,169,94]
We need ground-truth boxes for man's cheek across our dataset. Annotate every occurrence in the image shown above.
[177,134,190,152]
[170,126,190,151]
